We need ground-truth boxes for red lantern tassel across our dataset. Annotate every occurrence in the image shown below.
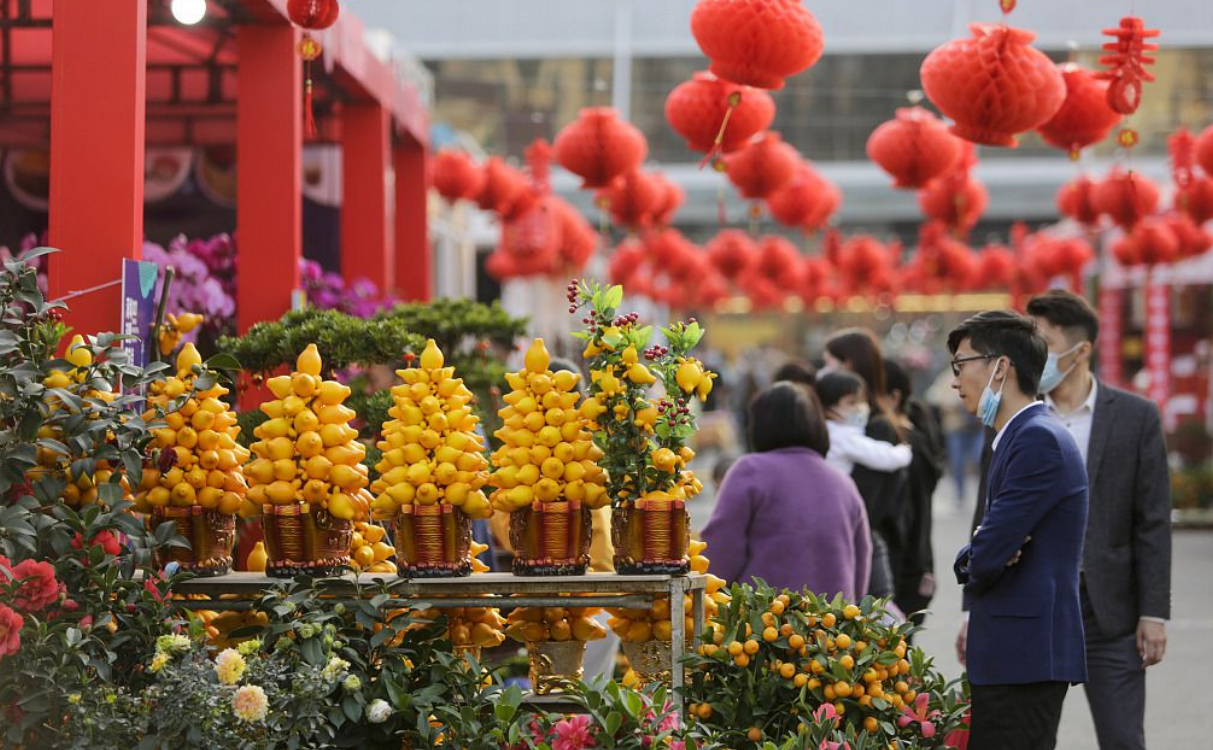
[304,59,318,140]
[699,92,742,170]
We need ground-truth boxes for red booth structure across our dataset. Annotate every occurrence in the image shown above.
[0,0,431,337]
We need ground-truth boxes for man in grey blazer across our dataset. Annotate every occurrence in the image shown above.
[960,289,1170,750]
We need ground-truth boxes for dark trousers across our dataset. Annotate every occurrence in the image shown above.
[1081,586,1147,750]
[970,681,1068,750]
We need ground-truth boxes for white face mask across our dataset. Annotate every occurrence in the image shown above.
[846,402,871,430]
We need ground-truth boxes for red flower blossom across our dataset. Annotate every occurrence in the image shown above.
[143,572,168,604]
[71,530,121,557]
[9,559,59,613]
[0,604,23,659]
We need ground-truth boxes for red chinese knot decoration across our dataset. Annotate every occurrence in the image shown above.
[664,72,776,157]
[1036,64,1122,158]
[690,0,825,90]
[1095,17,1159,115]
[866,107,962,189]
[553,108,648,189]
[920,23,1065,148]
[286,0,341,139]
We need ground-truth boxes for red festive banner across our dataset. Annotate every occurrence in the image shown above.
[1098,285,1123,387]
[1145,280,1170,407]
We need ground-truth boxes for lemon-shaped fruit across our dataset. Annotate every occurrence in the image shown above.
[297,344,323,377]
[419,339,444,369]
[524,339,550,373]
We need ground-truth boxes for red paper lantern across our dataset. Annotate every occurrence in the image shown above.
[1176,178,1213,225]
[690,0,825,90]
[652,174,686,226]
[1030,236,1094,289]
[287,0,340,28]
[1113,218,1178,267]
[907,222,977,292]
[1195,123,1213,178]
[608,240,647,286]
[500,199,560,276]
[866,108,962,189]
[725,132,800,200]
[837,236,892,292]
[693,269,731,308]
[553,108,648,189]
[707,230,757,280]
[553,199,598,272]
[1057,176,1102,227]
[597,170,663,230]
[1095,17,1159,115]
[975,245,1017,290]
[485,250,518,281]
[646,229,698,281]
[1036,64,1122,157]
[1093,168,1160,228]
[432,150,484,203]
[920,23,1065,147]
[476,157,525,216]
[800,256,834,302]
[919,176,988,234]
[665,72,776,155]
[753,235,803,288]
[1168,214,1213,260]
[767,163,841,232]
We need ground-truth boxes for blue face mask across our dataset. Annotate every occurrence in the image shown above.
[977,360,1006,428]
[1038,343,1082,395]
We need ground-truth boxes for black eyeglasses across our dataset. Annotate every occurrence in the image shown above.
[950,354,996,377]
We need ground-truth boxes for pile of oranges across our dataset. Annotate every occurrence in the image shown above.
[607,540,730,642]
[502,604,607,644]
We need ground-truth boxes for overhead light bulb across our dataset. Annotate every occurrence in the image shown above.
[171,0,207,25]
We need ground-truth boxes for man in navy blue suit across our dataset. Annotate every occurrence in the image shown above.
[948,311,1088,750]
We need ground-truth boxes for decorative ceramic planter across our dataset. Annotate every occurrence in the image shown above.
[151,506,236,577]
[621,639,675,686]
[526,640,587,694]
[394,503,472,577]
[509,499,592,576]
[611,499,690,574]
[261,503,352,578]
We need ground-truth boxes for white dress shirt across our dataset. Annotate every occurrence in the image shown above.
[1045,377,1097,465]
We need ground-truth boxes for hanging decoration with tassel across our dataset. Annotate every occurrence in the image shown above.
[286,0,341,140]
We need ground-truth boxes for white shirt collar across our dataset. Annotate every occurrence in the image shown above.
[991,401,1043,452]
[1044,376,1098,416]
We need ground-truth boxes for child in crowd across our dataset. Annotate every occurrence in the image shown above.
[815,371,913,477]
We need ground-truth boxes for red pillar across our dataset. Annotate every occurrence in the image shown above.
[236,25,301,335]
[394,135,431,300]
[47,1,147,335]
[341,103,393,291]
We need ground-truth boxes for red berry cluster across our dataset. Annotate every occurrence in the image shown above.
[643,345,669,361]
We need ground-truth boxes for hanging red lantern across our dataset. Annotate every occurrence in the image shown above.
[1167,214,1213,260]
[553,198,598,273]
[1113,218,1178,267]
[1168,127,1213,225]
[651,174,686,227]
[646,229,698,282]
[866,107,962,189]
[837,236,892,293]
[485,249,519,281]
[800,256,834,303]
[1095,17,1159,115]
[919,175,988,234]
[476,158,533,219]
[1056,176,1102,227]
[665,72,776,155]
[597,170,663,231]
[501,199,561,276]
[1036,64,1122,158]
[286,0,341,140]
[974,245,1018,290]
[608,240,647,287]
[753,235,803,287]
[1176,179,1213,225]
[767,162,842,232]
[706,230,757,280]
[725,132,800,200]
[553,108,648,189]
[690,0,825,90]
[920,23,1065,147]
[1195,123,1213,177]
[432,150,485,203]
[693,269,731,308]
[1093,168,1160,229]
[1030,236,1094,290]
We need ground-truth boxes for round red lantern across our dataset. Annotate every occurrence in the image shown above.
[432,150,484,203]
[690,0,825,90]
[287,0,339,28]
[646,229,698,282]
[501,199,560,276]
[921,23,1065,147]
[1030,237,1094,289]
[476,157,525,216]
[707,230,757,280]
[866,108,962,189]
[767,163,841,232]
[1057,176,1102,227]
[1168,214,1213,260]
[753,235,803,288]
[975,245,1017,290]
[485,250,519,281]
[919,176,988,234]
[1036,64,1122,157]
[609,240,647,287]
[1196,123,1213,178]
[597,170,663,231]
[1093,168,1160,229]
[554,199,598,272]
[837,236,892,292]
[665,72,776,155]
[553,108,648,189]
[652,174,686,227]
[1175,177,1213,225]
[1113,218,1179,267]
[800,256,834,302]
[725,132,800,200]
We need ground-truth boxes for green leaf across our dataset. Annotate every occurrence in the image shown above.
[604,710,622,736]
[604,285,624,310]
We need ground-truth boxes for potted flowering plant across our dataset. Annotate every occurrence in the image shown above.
[569,280,713,574]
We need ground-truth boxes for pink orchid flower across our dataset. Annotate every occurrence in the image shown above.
[897,692,940,738]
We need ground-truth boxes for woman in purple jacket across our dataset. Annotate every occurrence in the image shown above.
[701,382,872,599]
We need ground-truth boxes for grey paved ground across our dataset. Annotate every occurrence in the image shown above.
[915,476,1213,750]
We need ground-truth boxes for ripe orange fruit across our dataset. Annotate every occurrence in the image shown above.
[696,703,713,720]
[823,684,836,701]
[788,634,805,650]
[895,680,910,694]
[855,640,868,653]
[834,681,852,698]
[807,678,821,690]
[794,673,808,688]
[840,654,855,670]
[762,627,779,642]
[779,623,794,637]
[779,662,796,679]
[746,728,762,743]
[734,653,750,668]
[835,633,852,649]
[728,641,744,657]
[864,717,879,733]
[743,639,760,655]
[822,613,837,628]
[769,600,785,616]
[844,604,862,620]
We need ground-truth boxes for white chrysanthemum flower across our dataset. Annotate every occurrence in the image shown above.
[367,699,392,724]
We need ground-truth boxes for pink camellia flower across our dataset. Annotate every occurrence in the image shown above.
[551,714,595,750]
[897,692,940,738]
[0,604,24,658]
[10,559,59,613]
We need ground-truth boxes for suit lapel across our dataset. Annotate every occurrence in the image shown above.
[1086,381,1116,488]
[982,404,1041,523]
